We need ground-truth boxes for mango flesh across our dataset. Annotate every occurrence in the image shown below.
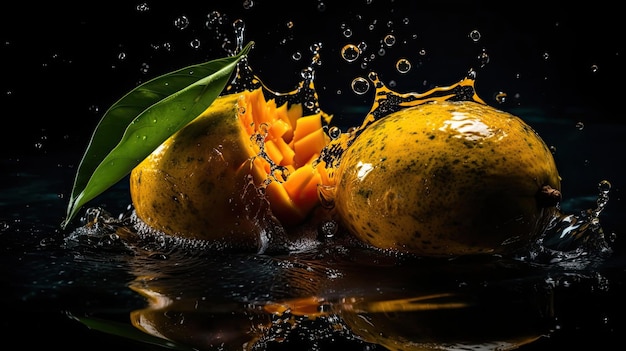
[130,88,330,251]
[331,100,561,256]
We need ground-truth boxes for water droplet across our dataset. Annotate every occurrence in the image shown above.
[351,77,370,95]
[140,62,149,74]
[395,58,411,73]
[136,2,150,12]
[494,91,507,104]
[174,15,189,30]
[383,34,396,47]
[598,180,611,194]
[243,0,254,10]
[340,44,360,62]
[328,126,341,139]
[189,38,201,49]
[469,29,481,42]
[477,50,490,67]
[300,67,314,80]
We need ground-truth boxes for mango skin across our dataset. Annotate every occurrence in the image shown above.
[130,93,284,252]
[332,100,561,257]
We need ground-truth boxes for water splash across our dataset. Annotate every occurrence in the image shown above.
[530,180,613,262]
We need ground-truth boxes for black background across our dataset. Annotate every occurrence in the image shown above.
[1,1,625,350]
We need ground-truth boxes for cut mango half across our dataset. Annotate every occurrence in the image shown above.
[130,87,332,244]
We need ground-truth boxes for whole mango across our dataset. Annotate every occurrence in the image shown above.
[330,100,561,257]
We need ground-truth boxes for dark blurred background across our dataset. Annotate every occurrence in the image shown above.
[1,1,625,350]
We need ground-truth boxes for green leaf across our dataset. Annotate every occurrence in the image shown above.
[68,313,195,350]
[63,42,254,228]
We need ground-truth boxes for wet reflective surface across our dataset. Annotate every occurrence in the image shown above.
[2,2,625,350]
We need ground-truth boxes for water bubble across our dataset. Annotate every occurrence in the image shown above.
[402,17,410,25]
[328,126,342,139]
[174,15,190,30]
[316,1,326,12]
[377,47,386,56]
[189,38,201,49]
[383,34,396,47]
[469,29,481,42]
[136,2,150,12]
[117,52,126,60]
[343,28,353,38]
[300,66,314,80]
[598,180,611,194]
[477,50,490,67]
[575,121,584,130]
[418,48,426,56]
[292,51,302,61]
[140,62,150,74]
[318,220,338,239]
[243,0,254,10]
[341,44,360,62]
[494,91,507,104]
[542,52,550,60]
[310,42,322,54]
[395,58,411,73]
[351,77,370,95]
[591,64,599,73]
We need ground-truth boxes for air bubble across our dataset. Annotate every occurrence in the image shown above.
[591,64,599,73]
[140,62,149,74]
[477,51,490,67]
[395,58,411,73]
[494,92,507,104]
[174,15,189,30]
[351,77,370,95]
[136,3,150,12]
[341,44,360,62]
[189,38,201,49]
[575,121,584,130]
[243,0,254,10]
[598,180,611,194]
[383,34,396,47]
[328,126,341,139]
[469,29,481,42]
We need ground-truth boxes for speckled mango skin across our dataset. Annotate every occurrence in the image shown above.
[130,93,280,251]
[332,100,561,257]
